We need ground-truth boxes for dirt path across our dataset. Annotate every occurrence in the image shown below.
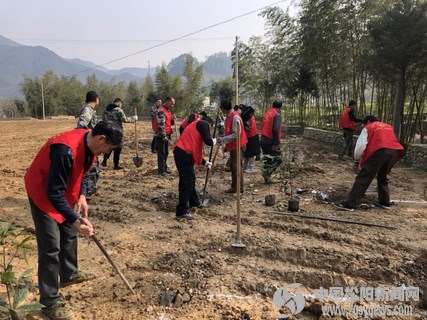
[0,118,426,319]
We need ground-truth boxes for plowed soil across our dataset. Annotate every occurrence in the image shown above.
[0,118,426,320]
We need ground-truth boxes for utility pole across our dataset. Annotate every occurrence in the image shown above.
[41,80,46,120]
[235,36,239,105]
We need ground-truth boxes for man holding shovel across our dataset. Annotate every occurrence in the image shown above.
[173,116,218,220]
[338,115,404,210]
[24,121,123,320]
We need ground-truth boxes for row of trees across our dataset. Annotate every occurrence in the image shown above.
[6,0,427,143]
[18,54,224,120]
[234,0,427,143]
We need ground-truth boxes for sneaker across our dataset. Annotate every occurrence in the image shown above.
[225,188,236,193]
[176,212,194,221]
[113,165,124,170]
[101,160,107,167]
[42,300,73,320]
[373,201,392,210]
[159,172,169,177]
[334,202,355,211]
[60,270,95,288]
[165,168,172,174]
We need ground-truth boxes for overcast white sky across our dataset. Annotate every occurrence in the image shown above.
[0,0,294,70]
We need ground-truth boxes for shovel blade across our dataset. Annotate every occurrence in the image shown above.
[133,156,143,167]
[199,190,209,206]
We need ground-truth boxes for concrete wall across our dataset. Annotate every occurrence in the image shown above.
[284,126,427,169]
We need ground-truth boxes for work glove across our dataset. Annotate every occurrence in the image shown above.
[131,115,138,121]
[212,138,217,146]
[205,161,212,169]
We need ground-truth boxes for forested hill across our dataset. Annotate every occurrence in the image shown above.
[0,35,232,98]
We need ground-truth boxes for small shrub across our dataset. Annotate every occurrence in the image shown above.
[0,222,41,320]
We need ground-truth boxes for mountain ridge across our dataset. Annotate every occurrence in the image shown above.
[0,35,232,98]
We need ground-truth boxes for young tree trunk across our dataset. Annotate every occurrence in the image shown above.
[369,77,375,115]
[392,66,406,140]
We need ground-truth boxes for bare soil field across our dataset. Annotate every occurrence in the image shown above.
[0,118,426,320]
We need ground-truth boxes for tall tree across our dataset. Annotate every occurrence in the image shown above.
[155,64,172,100]
[209,77,235,103]
[182,54,204,113]
[126,81,143,115]
[368,0,427,139]
[142,74,156,117]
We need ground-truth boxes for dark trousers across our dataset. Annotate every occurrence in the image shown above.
[156,136,169,174]
[173,147,200,215]
[103,147,122,166]
[261,144,282,177]
[151,136,157,152]
[29,198,78,307]
[346,148,400,207]
[229,148,244,190]
[340,129,354,157]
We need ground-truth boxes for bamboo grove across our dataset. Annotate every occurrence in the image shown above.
[234,0,427,143]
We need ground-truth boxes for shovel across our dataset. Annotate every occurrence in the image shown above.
[232,121,246,248]
[79,218,135,294]
[200,106,221,205]
[198,144,220,206]
[133,107,143,167]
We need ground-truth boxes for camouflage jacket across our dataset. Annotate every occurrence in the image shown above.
[150,105,157,121]
[102,104,131,128]
[76,104,97,129]
[155,107,174,137]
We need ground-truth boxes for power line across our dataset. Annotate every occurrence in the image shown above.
[12,37,235,43]
[75,0,286,75]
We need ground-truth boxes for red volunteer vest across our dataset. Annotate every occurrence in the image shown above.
[24,129,95,223]
[360,121,404,167]
[339,107,355,130]
[246,116,258,138]
[153,106,173,135]
[224,111,247,152]
[181,113,199,131]
[261,108,282,140]
[175,120,203,165]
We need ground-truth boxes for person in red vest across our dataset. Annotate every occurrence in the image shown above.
[338,115,404,210]
[260,100,283,183]
[179,111,208,134]
[240,105,260,173]
[220,99,248,193]
[153,96,175,176]
[339,100,362,160]
[24,121,123,320]
[173,116,218,220]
